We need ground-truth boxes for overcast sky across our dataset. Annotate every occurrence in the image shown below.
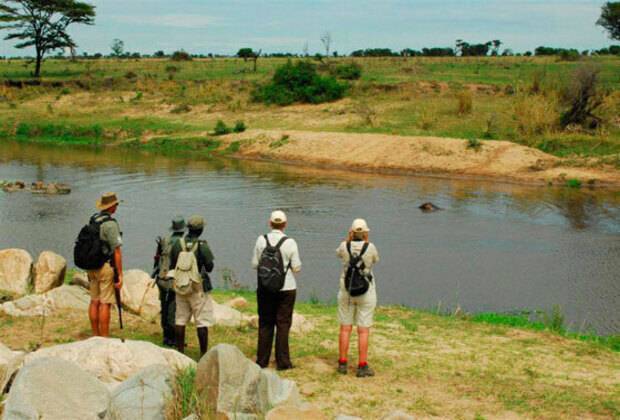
[0,0,616,56]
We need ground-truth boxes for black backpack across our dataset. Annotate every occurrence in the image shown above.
[257,235,290,293]
[344,242,372,297]
[74,213,114,270]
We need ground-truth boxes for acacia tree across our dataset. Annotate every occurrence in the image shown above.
[0,0,95,77]
[110,38,124,57]
[320,31,332,58]
[597,2,620,40]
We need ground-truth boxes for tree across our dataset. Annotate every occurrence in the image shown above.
[0,0,95,77]
[153,50,165,58]
[237,47,253,61]
[110,38,124,57]
[320,31,332,58]
[491,40,502,56]
[597,2,620,40]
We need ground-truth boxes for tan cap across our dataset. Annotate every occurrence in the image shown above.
[351,218,369,233]
[270,210,287,224]
[187,215,205,229]
[96,192,120,211]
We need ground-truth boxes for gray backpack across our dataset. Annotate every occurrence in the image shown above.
[173,238,202,296]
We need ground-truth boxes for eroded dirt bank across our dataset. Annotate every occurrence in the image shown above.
[219,129,620,187]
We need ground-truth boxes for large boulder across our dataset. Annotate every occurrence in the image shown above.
[33,251,67,294]
[110,364,173,420]
[0,249,33,296]
[3,357,111,420]
[0,285,89,317]
[194,344,299,418]
[225,296,248,309]
[266,404,326,420]
[382,411,415,420]
[25,337,195,386]
[0,342,24,395]
[69,270,89,290]
[121,270,159,321]
[248,312,314,334]
[213,301,249,327]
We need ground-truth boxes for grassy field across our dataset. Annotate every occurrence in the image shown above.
[1,286,619,419]
[0,56,619,166]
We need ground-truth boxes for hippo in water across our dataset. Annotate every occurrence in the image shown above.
[419,202,442,212]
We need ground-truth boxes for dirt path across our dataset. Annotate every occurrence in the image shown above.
[221,130,620,188]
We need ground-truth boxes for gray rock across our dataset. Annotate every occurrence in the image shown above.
[0,342,24,395]
[335,416,363,420]
[69,271,89,289]
[382,411,415,420]
[0,249,33,296]
[33,251,67,294]
[110,364,172,420]
[213,300,249,327]
[0,285,89,317]
[3,357,111,420]
[194,344,299,418]
[121,270,160,321]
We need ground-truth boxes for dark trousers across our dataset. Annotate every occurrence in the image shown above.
[256,288,296,369]
[158,286,176,345]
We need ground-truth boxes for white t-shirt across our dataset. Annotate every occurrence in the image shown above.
[252,230,302,291]
[336,240,380,291]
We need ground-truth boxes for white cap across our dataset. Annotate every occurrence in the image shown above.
[270,210,288,224]
[351,218,369,233]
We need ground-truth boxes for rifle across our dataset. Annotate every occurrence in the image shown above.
[111,262,124,331]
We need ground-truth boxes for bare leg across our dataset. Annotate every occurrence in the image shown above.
[89,300,100,336]
[98,303,111,338]
[339,325,353,361]
[358,327,370,365]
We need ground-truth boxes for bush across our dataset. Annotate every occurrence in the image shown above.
[253,60,347,106]
[560,65,605,129]
[171,50,192,61]
[233,121,246,133]
[456,90,473,115]
[213,120,231,135]
[334,62,362,80]
[513,94,559,137]
[467,137,482,151]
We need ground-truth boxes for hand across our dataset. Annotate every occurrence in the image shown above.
[115,276,123,290]
[347,230,354,241]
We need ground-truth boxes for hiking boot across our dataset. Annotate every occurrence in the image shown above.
[356,365,375,378]
[337,361,348,375]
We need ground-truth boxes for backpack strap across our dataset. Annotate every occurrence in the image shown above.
[346,241,369,258]
[263,234,271,248]
[275,236,289,249]
[179,237,187,252]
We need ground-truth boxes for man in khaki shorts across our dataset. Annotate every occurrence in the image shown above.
[87,192,123,337]
[336,218,379,377]
[169,215,215,357]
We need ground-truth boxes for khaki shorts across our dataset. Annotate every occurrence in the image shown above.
[175,284,215,328]
[88,262,115,305]
[337,286,377,328]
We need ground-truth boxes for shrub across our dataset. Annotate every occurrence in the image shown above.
[253,60,347,106]
[170,104,191,114]
[559,50,581,62]
[456,90,473,115]
[513,94,559,137]
[124,71,138,80]
[560,65,605,129]
[566,178,582,188]
[467,137,482,151]
[171,50,192,61]
[334,62,362,80]
[213,120,231,135]
[233,120,246,133]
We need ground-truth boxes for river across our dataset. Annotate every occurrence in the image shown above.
[1,142,619,334]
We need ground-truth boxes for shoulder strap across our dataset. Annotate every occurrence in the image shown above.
[263,234,272,248]
[275,236,289,249]
[346,241,352,257]
[91,212,114,225]
[359,242,369,257]
[189,241,199,253]
[179,237,187,252]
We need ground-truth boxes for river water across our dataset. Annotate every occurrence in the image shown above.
[1,142,619,334]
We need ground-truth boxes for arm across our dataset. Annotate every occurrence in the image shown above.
[251,237,262,269]
[113,247,123,289]
[201,242,215,273]
[290,240,302,273]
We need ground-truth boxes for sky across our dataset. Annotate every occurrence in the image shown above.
[0,0,616,57]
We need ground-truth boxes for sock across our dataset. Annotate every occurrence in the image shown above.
[338,358,347,364]
[358,361,368,368]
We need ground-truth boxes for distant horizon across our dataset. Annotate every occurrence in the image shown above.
[0,0,618,57]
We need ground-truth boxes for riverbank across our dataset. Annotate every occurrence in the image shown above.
[1,283,619,419]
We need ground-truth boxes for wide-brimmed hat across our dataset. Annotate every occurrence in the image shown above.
[187,215,205,230]
[351,218,370,233]
[170,216,186,232]
[270,210,287,224]
[96,192,121,211]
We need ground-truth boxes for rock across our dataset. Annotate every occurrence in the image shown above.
[195,344,299,417]
[25,337,195,386]
[213,301,248,327]
[0,342,24,395]
[110,364,172,420]
[247,312,314,334]
[0,249,33,296]
[70,270,90,290]
[266,404,326,420]
[33,251,67,294]
[225,296,248,309]
[3,357,111,420]
[419,202,442,212]
[335,416,363,420]
[182,416,199,420]
[382,411,416,420]
[121,270,159,321]
[299,382,319,397]
[0,285,89,317]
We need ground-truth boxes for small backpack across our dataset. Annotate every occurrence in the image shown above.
[173,238,202,296]
[344,242,372,297]
[257,235,290,293]
[74,213,114,270]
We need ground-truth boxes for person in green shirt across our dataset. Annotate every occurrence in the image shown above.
[169,215,215,356]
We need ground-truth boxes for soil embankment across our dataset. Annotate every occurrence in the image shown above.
[220,129,620,187]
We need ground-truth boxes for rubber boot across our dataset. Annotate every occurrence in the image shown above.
[197,327,209,357]
[175,325,186,354]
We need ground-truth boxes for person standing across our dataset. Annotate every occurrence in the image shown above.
[153,216,185,347]
[170,215,215,357]
[79,192,123,338]
[336,218,380,378]
[251,210,302,370]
